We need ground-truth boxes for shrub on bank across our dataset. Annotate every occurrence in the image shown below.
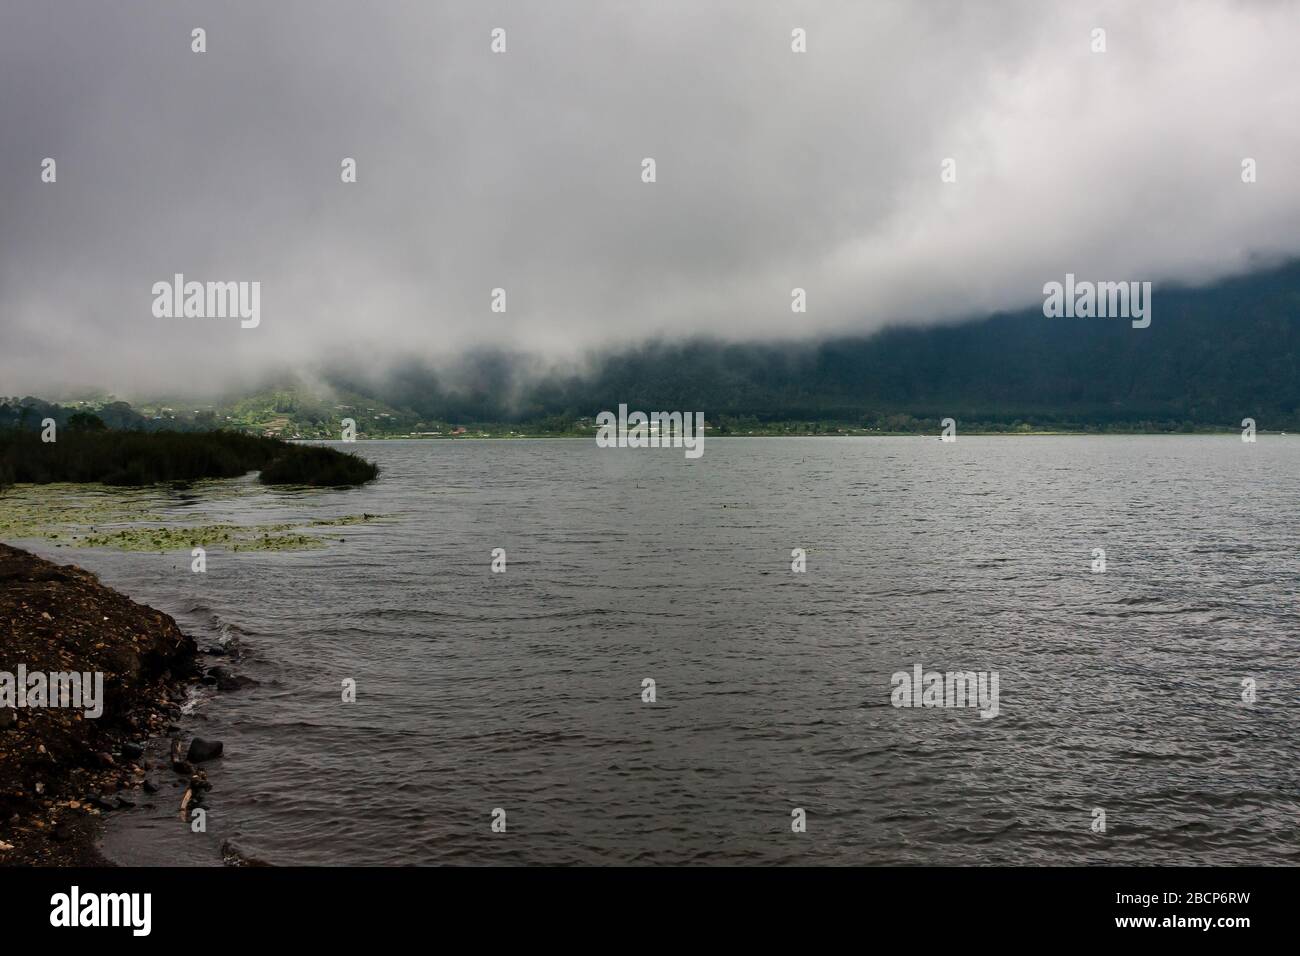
[259,445,379,486]
[0,429,378,488]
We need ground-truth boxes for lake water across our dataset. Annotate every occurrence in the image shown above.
[19,437,1300,865]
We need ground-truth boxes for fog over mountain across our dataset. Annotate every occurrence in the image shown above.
[2,0,1299,397]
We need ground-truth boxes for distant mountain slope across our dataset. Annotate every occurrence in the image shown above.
[349,260,1300,428]
[8,261,1299,433]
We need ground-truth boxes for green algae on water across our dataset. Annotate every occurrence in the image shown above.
[0,482,388,553]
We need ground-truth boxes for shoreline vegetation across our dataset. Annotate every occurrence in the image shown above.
[3,396,1282,444]
[0,544,201,866]
[322,428,1283,439]
[0,426,379,489]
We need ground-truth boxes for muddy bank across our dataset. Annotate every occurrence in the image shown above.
[0,543,200,865]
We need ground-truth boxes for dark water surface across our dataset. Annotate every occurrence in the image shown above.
[24,437,1300,865]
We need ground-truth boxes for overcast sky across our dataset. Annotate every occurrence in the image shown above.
[2,0,1298,397]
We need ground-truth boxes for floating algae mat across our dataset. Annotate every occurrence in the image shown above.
[0,482,387,553]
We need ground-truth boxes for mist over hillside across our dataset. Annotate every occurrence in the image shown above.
[5,2,1300,396]
[12,259,1296,434]
[322,260,1300,429]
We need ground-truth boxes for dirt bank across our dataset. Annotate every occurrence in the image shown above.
[0,543,199,865]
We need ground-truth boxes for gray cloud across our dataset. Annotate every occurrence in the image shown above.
[2,0,1298,396]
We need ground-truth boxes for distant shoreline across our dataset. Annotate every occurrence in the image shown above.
[302,430,1284,441]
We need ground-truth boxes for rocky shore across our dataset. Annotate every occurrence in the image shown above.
[0,543,203,865]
